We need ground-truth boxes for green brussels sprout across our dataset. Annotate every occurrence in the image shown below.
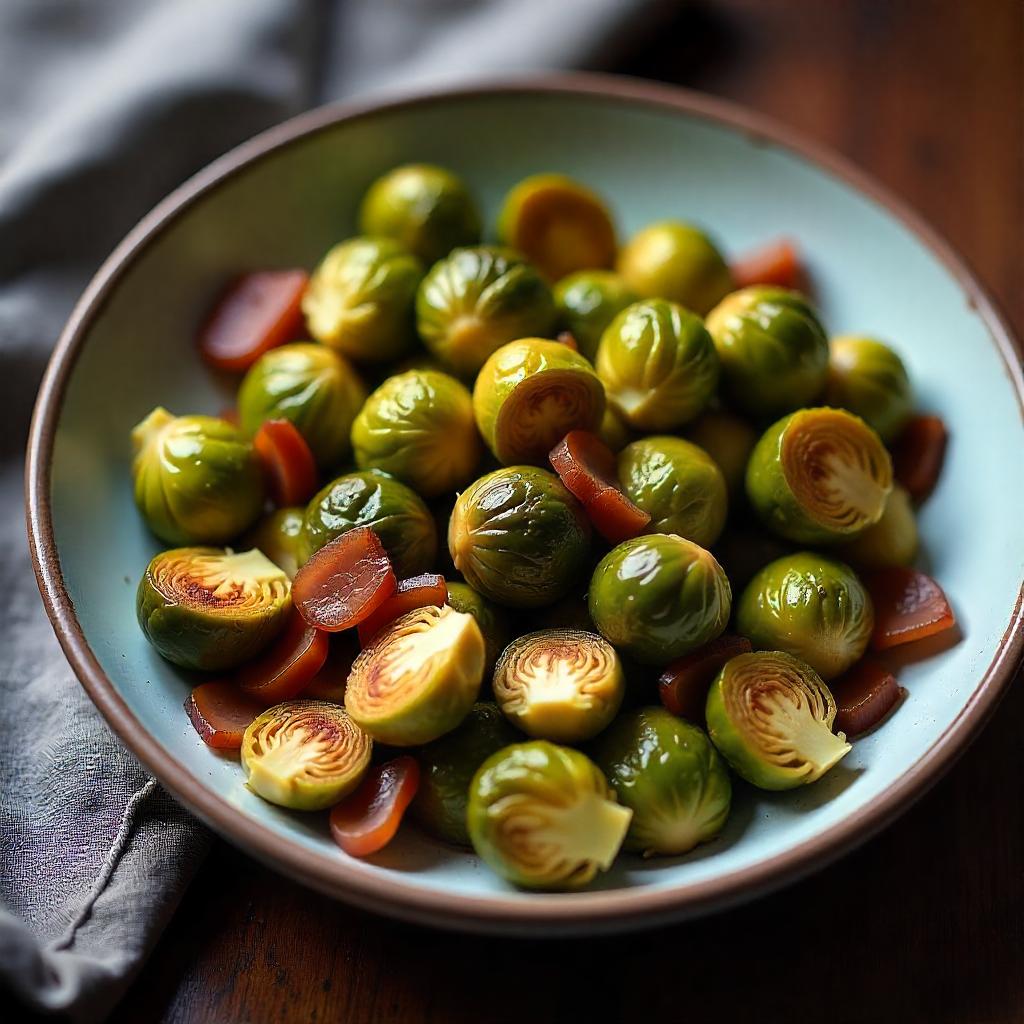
[449,466,591,608]
[588,534,731,666]
[824,335,914,442]
[616,221,733,315]
[241,507,305,579]
[683,411,759,501]
[445,582,511,674]
[746,407,893,544]
[736,552,873,680]
[131,407,264,545]
[598,405,632,453]
[705,286,829,419]
[473,338,605,465]
[595,300,718,431]
[706,651,851,790]
[592,707,731,857]
[301,470,437,575]
[302,237,423,362]
[553,270,638,362]
[137,547,290,671]
[359,163,481,266]
[836,484,918,569]
[467,741,632,890]
[617,436,728,548]
[415,246,557,378]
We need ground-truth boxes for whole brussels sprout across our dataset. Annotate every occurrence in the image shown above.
[448,466,591,608]
[302,237,423,362]
[616,220,733,315]
[705,286,828,419]
[836,484,918,569]
[351,368,481,497]
[588,534,732,666]
[473,338,605,465]
[825,335,914,442]
[237,343,367,468]
[617,436,728,548]
[131,407,264,545]
[242,507,305,579]
[553,270,637,362]
[598,405,632,453]
[736,552,873,680]
[592,707,731,857]
[301,470,437,576]
[415,246,557,378]
[683,411,759,501]
[359,163,481,266]
[596,299,718,431]
[467,740,632,890]
[445,582,511,674]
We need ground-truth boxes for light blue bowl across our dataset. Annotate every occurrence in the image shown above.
[26,76,1024,934]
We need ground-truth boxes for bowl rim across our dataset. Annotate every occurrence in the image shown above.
[24,72,1024,933]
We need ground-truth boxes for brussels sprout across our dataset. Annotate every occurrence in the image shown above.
[746,407,893,544]
[131,408,264,545]
[445,582,511,674]
[836,484,918,570]
[616,221,733,316]
[588,534,731,666]
[595,300,718,431]
[359,163,481,266]
[301,471,436,576]
[736,552,873,680]
[825,335,914,442]
[242,507,305,579]
[137,547,290,671]
[684,411,759,501]
[705,286,829,419]
[416,246,557,378]
[617,436,728,548]
[302,237,423,362]
[706,651,851,789]
[553,270,638,362]
[449,466,591,608]
[473,338,605,465]
[237,343,367,468]
[592,707,731,857]
[467,741,632,889]
[598,405,632,453]
[241,700,372,810]
[345,605,485,745]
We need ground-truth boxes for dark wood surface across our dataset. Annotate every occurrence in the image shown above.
[116,3,1024,1022]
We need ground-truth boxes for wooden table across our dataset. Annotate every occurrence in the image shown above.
[116,2,1024,1021]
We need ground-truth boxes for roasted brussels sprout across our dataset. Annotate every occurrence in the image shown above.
[746,407,893,544]
[242,507,305,579]
[415,246,557,378]
[345,605,485,745]
[593,707,731,857]
[359,163,481,265]
[131,408,264,545]
[837,484,918,569]
[589,534,731,666]
[706,651,851,789]
[595,300,718,431]
[824,335,914,442]
[473,338,605,465]
[302,237,423,362]
[449,466,591,608]
[467,741,632,890]
[736,552,874,680]
[683,411,759,501]
[553,270,638,362]
[705,286,829,419]
[617,436,728,548]
[137,547,290,671]
[445,582,511,674]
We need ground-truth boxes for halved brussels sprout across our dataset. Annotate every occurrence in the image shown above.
[825,335,914,442]
[137,547,290,671]
[616,221,733,316]
[553,270,638,362]
[131,408,264,545]
[736,552,873,680]
[359,163,481,265]
[448,466,591,608]
[345,605,485,745]
[237,343,367,468]
[415,246,557,378]
[593,707,731,857]
[302,237,423,363]
[617,436,728,548]
[241,700,372,810]
[595,300,718,431]
[445,582,511,674]
[836,484,918,569]
[588,534,731,666]
[746,407,893,544]
[467,740,632,890]
[706,651,851,789]
[683,411,759,501]
[241,507,305,579]
[473,338,605,465]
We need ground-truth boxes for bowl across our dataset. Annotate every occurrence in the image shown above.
[26,74,1024,935]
